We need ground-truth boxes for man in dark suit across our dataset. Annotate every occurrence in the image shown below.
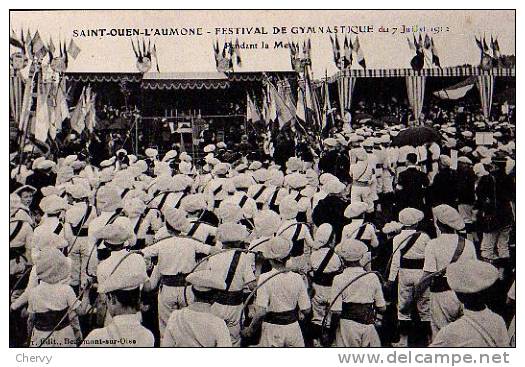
[395,153,429,213]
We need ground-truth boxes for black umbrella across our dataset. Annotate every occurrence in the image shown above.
[391,126,442,147]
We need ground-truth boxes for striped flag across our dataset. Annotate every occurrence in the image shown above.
[433,76,476,100]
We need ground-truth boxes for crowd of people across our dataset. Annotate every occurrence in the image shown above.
[9,99,516,348]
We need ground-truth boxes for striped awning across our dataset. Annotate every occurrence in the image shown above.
[140,71,297,90]
[65,72,142,83]
[329,66,515,81]
[141,72,230,90]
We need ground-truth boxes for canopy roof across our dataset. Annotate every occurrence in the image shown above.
[65,71,297,90]
[328,66,515,81]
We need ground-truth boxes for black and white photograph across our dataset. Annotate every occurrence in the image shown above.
[8,8,516,353]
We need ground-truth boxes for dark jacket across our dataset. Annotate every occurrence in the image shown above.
[396,166,429,211]
[456,166,476,205]
[318,149,339,175]
[476,170,515,230]
[312,194,349,242]
[429,168,458,207]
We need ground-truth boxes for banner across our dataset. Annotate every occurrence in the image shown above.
[337,72,356,119]
[405,75,426,124]
[477,75,495,119]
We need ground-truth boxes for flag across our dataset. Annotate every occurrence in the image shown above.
[31,31,46,58]
[433,76,476,100]
[353,36,366,69]
[228,41,235,70]
[10,36,24,50]
[261,90,268,124]
[266,83,277,126]
[49,78,69,139]
[330,35,341,68]
[131,38,139,58]
[482,36,490,53]
[213,40,220,67]
[269,82,293,129]
[246,93,261,125]
[431,38,441,67]
[407,36,415,51]
[321,81,329,132]
[492,36,501,58]
[34,80,51,142]
[85,92,97,133]
[151,43,160,72]
[306,39,312,62]
[343,36,352,68]
[70,87,86,134]
[19,63,38,132]
[304,71,321,129]
[25,29,33,58]
[48,37,56,61]
[475,36,484,51]
[48,37,56,55]
[295,87,306,124]
[63,41,69,67]
[234,38,242,66]
[67,39,81,59]
[424,34,431,49]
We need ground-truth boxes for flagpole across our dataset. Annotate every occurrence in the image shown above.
[17,60,41,174]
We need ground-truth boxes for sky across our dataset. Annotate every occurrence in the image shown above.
[10,10,515,78]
